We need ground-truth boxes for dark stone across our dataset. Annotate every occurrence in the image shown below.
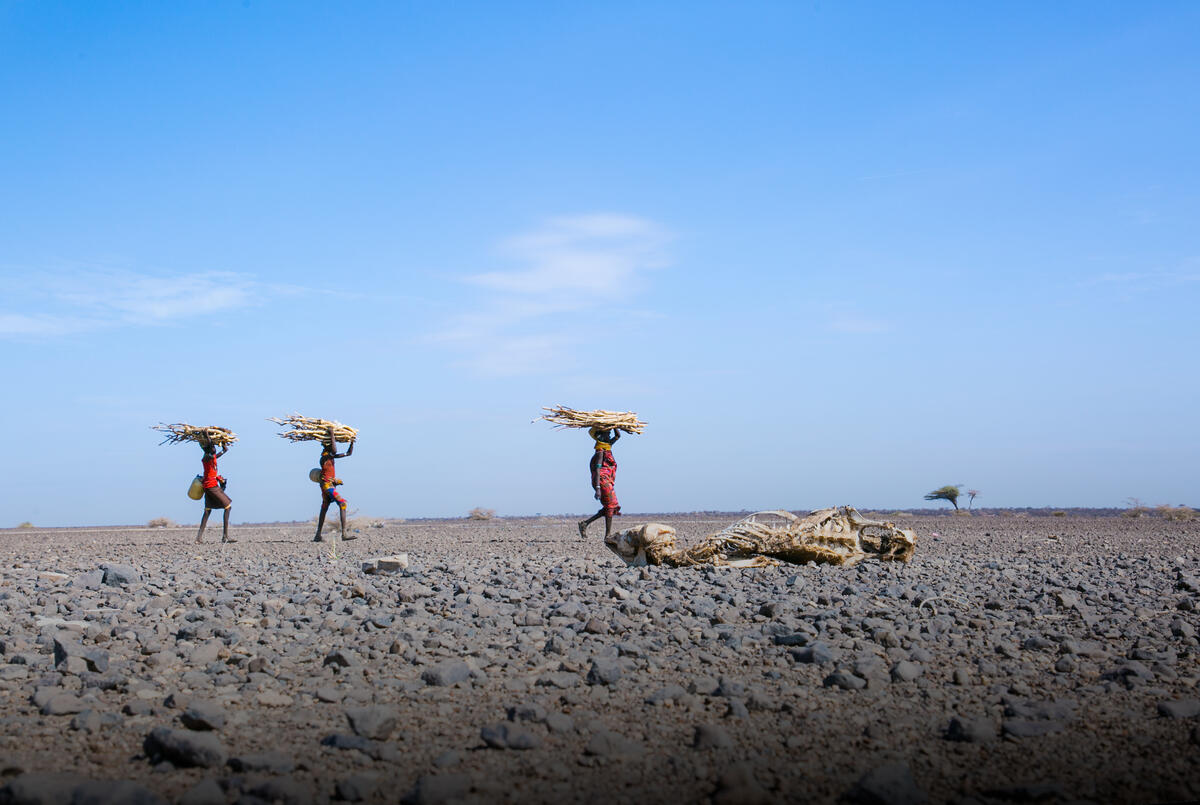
[480,722,542,750]
[823,672,867,691]
[945,716,996,743]
[345,706,398,740]
[143,726,227,768]
[791,642,837,665]
[1158,699,1200,719]
[421,661,471,687]
[693,723,733,749]
[180,700,226,731]
[323,649,361,669]
[586,658,623,686]
[844,761,929,805]
[101,564,140,586]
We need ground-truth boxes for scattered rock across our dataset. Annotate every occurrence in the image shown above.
[143,726,227,768]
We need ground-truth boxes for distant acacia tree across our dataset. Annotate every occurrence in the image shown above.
[924,485,962,511]
[967,489,980,510]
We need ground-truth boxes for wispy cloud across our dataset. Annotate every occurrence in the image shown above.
[1,269,281,339]
[438,214,672,376]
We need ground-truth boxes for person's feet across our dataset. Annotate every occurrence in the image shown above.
[222,536,237,543]
[195,537,203,544]
[313,534,323,542]
[577,521,587,539]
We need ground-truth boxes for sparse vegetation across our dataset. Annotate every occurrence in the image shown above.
[1123,497,1149,518]
[967,489,980,510]
[16,522,33,529]
[924,485,962,511]
[1052,510,1067,517]
[1157,505,1195,522]
[147,517,175,528]
[468,507,496,521]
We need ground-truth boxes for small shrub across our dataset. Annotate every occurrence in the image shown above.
[16,521,33,529]
[147,517,175,528]
[1052,510,1067,518]
[468,507,496,521]
[1158,505,1195,522]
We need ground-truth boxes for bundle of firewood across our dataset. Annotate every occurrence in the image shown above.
[537,406,646,434]
[269,414,358,444]
[152,423,238,447]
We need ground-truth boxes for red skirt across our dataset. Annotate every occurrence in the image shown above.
[599,472,620,516]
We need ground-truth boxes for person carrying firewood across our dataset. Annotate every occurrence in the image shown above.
[315,426,357,543]
[578,427,621,539]
[197,439,235,544]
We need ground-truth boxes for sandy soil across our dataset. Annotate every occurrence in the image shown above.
[0,512,1197,804]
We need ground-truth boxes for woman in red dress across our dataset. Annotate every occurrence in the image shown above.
[578,427,621,539]
[197,440,235,544]
[315,427,357,542]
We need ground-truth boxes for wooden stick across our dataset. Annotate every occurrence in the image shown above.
[536,405,646,434]
[268,414,359,444]
[151,423,238,446]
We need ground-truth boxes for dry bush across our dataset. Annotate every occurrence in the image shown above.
[890,511,913,519]
[1052,510,1067,518]
[468,507,496,521]
[16,522,33,529]
[147,517,175,528]
[1158,505,1195,522]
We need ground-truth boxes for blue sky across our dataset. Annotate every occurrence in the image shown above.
[2,2,1197,526]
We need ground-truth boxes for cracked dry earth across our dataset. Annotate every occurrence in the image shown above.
[0,514,1197,805]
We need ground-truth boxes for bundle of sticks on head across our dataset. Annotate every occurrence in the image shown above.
[152,423,238,447]
[269,414,358,445]
[537,406,646,434]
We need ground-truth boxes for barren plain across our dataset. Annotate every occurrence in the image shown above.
[0,513,1197,804]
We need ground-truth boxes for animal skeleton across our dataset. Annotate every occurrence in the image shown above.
[604,507,916,568]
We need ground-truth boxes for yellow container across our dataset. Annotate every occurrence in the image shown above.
[187,475,204,500]
[309,468,322,483]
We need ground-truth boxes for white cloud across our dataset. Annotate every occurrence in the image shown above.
[469,214,670,297]
[0,269,263,339]
[441,214,672,376]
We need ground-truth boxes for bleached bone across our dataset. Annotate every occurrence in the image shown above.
[604,507,916,568]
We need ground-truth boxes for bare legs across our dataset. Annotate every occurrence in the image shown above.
[197,510,210,543]
[315,500,331,541]
[315,500,355,542]
[577,509,613,539]
[197,507,235,543]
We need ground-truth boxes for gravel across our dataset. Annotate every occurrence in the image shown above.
[0,513,1195,803]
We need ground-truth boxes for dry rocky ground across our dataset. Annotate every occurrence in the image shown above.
[0,513,1197,805]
